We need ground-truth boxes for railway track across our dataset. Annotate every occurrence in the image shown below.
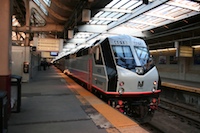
[127,98,200,133]
[140,122,164,133]
[159,98,200,129]
[71,77,200,132]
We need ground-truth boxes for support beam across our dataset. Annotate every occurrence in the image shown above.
[78,25,108,33]
[107,27,145,37]
[43,2,68,21]
[67,38,86,43]
[52,0,72,12]
[12,24,64,32]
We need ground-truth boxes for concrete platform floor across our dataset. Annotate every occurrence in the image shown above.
[8,67,107,133]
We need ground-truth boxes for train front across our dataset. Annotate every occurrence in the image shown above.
[108,35,161,121]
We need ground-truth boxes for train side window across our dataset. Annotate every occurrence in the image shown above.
[82,48,89,56]
[94,46,103,65]
[65,55,70,59]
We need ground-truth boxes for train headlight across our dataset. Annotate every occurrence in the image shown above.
[135,67,144,75]
[119,81,124,86]
[118,88,124,94]
[152,81,157,92]
[153,81,157,85]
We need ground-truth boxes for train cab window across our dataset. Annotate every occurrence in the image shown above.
[94,46,103,65]
[134,46,149,66]
[112,45,136,70]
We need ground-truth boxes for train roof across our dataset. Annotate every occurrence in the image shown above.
[93,35,147,47]
[107,35,147,47]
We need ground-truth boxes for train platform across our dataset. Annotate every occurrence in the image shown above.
[8,66,149,133]
[161,77,200,94]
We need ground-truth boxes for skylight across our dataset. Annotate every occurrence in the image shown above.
[109,0,200,34]
[43,0,51,7]
[31,8,46,26]
[12,16,21,27]
[88,0,142,25]
[33,0,48,15]
[72,0,200,44]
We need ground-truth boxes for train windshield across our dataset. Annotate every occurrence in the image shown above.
[134,46,149,66]
[112,45,136,70]
[134,46,155,74]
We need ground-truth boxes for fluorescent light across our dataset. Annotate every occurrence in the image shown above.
[192,45,200,48]
[150,48,177,53]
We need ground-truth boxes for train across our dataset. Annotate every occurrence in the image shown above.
[54,35,161,122]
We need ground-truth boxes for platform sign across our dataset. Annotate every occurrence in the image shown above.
[179,46,193,57]
[33,37,63,52]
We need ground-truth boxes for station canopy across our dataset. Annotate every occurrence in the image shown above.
[12,0,200,57]
[75,0,200,41]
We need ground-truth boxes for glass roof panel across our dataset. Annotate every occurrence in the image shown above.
[120,0,138,9]
[43,0,51,7]
[112,13,125,19]
[82,0,200,43]
[112,0,129,9]
[40,5,48,15]
[30,8,46,26]
[33,0,48,15]
[89,20,99,24]
[96,20,107,25]
[106,0,120,8]
[121,0,200,31]
[167,0,200,11]
[106,12,118,18]
[127,1,143,10]
[12,16,21,26]
[95,11,104,17]
[102,21,112,25]
[100,12,112,18]
[33,0,40,5]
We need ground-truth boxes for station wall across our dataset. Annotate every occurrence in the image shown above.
[12,46,41,82]
[11,46,30,82]
[151,48,200,83]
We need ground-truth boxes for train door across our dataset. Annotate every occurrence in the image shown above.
[87,58,93,91]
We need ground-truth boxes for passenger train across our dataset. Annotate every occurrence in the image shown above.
[55,35,161,122]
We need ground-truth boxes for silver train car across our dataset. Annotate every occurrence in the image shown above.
[56,35,161,121]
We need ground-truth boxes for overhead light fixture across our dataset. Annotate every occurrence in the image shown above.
[150,48,177,53]
[82,9,91,22]
[164,25,169,29]
[150,30,154,33]
[68,30,74,39]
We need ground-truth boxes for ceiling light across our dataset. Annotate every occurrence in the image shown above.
[192,45,200,48]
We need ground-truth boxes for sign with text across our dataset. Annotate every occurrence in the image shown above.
[33,37,63,52]
[179,46,193,57]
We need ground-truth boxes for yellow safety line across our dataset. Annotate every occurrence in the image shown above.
[55,67,150,133]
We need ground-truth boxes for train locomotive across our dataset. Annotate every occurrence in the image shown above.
[55,35,161,122]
